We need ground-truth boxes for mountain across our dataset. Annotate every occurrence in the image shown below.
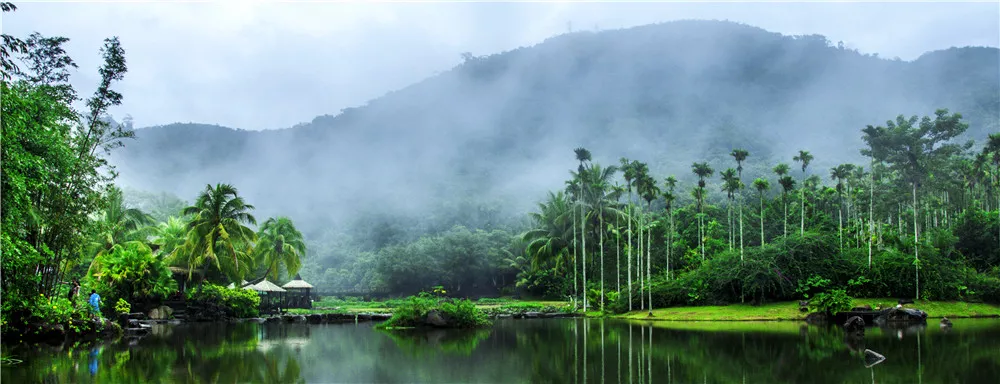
[111,20,999,238]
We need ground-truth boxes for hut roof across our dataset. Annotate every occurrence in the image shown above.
[282,274,314,289]
[226,280,251,289]
[246,279,286,292]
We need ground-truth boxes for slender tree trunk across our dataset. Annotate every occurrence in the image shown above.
[800,173,806,235]
[783,192,787,237]
[869,159,874,268]
[582,201,588,311]
[627,204,633,311]
[616,212,620,294]
[600,210,605,311]
[668,209,673,280]
[573,205,578,308]
[727,199,733,251]
[759,193,765,245]
[646,209,652,314]
[913,182,919,301]
[638,212,644,311]
[739,192,744,260]
[838,194,844,253]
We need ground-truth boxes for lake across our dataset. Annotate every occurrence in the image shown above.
[2,318,998,383]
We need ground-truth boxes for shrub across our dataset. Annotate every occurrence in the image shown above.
[188,284,261,318]
[114,298,131,315]
[381,292,491,328]
[809,289,853,314]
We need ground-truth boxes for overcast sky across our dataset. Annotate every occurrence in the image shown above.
[4,1,998,130]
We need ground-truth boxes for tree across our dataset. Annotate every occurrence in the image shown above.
[619,157,636,310]
[773,163,792,237]
[793,150,814,235]
[87,186,154,261]
[691,162,715,260]
[573,147,592,310]
[830,164,853,253]
[861,110,970,300]
[637,172,660,315]
[662,176,678,280]
[752,178,770,246]
[153,216,188,259]
[984,133,1000,249]
[523,191,573,273]
[730,149,749,259]
[256,217,307,281]
[720,168,738,251]
[176,183,258,283]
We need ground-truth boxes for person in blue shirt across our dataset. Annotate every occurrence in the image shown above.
[88,290,101,315]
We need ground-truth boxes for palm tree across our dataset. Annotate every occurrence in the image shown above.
[773,163,791,237]
[632,160,651,310]
[176,183,258,283]
[582,163,621,311]
[985,133,1000,249]
[573,147,592,311]
[730,149,749,259]
[691,162,715,260]
[611,182,626,293]
[831,164,852,253]
[88,186,155,261]
[793,150,814,235]
[619,157,636,311]
[153,216,188,259]
[523,191,574,272]
[752,178,770,246]
[256,217,306,281]
[720,168,738,251]
[662,176,678,280]
[565,177,581,307]
[638,174,660,315]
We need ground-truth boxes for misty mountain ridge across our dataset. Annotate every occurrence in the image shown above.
[111,20,999,238]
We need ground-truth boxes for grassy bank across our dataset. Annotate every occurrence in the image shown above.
[286,297,570,315]
[615,298,1000,321]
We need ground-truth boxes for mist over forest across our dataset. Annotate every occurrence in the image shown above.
[110,20,999,290]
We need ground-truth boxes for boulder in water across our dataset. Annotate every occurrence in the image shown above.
[843,316,866,333]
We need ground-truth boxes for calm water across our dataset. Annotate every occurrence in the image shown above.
[2,318,998,383]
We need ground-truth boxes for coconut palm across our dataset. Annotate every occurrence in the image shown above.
[752,178,770,246]
[581,163,621,310]
[152,216,188,260]
[523,191,574,272]
[176,183,258,283]
[793,150,814,235]
[619,157,636,310]
[88,186,155,260]
[256,216,306,281]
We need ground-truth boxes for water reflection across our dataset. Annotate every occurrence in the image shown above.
[2,318,998,383]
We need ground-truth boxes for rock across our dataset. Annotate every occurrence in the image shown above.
[805,312,828,325]
[524,312,541,319]
[864,349,886,368]
[148,305,174,320]
[799,300,810,312]
[843,316,866,333]
[940,317,953,329]
[371,313,392,321]
[897,298,915,306]
[426,310,448,327]
[307,314,324,324]
[877,307,928,324]
[851,304,873,311]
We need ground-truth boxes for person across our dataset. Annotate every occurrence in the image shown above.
[88,290,101,315]
[67,280,80,301]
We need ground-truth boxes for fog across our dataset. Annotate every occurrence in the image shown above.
[5,2,998,245]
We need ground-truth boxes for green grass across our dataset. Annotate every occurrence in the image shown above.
[289,297,571,316]
[615,298,1000,321]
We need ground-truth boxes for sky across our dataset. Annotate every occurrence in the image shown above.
[3,0,998,131]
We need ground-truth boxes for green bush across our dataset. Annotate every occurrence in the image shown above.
[809,289,853,314]
[381,293,491,328]
[188,284,261,318]
[114,298,131,315]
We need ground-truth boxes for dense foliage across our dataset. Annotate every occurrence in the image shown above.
[0,6,303,335]
[186,284,261,318]
[380,292,492,328]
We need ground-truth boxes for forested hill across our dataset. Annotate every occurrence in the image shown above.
[111,20,999,236]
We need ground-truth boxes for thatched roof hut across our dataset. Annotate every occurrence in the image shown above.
[281,274,314,290]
